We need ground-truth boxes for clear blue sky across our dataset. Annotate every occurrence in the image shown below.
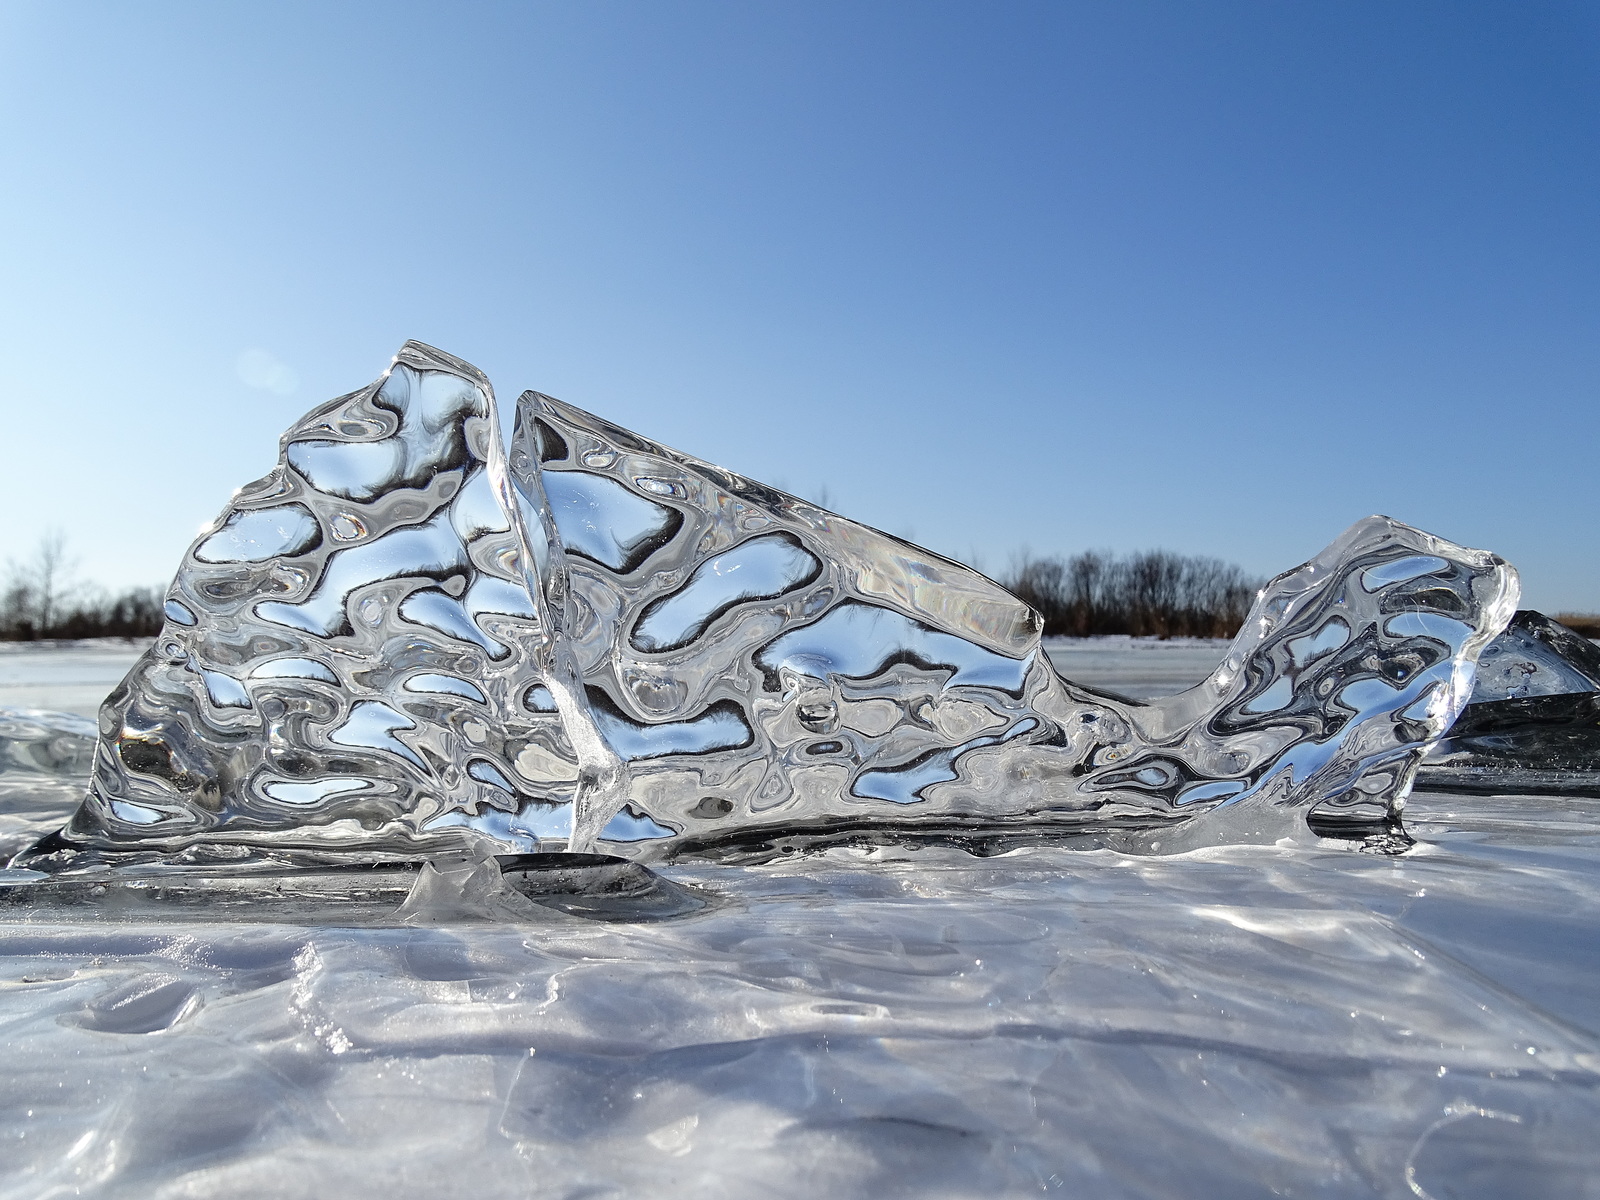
[2,1,1596,611]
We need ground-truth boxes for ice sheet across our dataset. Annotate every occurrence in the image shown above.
[0,640,151,719]
[1042,636,1231,701]
[3,636,1599,1195]
[0,790,1596,1198]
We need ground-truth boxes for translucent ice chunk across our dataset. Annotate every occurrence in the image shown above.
[30,343,607,864]
[1468,610,1600,702]
[1417,611,1600,793]
[15,344,1521,873]
[509,388,1517,856]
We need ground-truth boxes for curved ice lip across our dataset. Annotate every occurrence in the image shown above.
[11,341,1520,878]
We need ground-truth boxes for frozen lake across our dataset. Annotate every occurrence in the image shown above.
[0,641,1596,1198]
[0,636,1235,719]
[0,639,153,720]
[1042,636,1230,701]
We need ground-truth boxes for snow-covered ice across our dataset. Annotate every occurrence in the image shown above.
[0,341,1591,1197]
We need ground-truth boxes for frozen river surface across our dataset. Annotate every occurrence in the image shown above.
[0,642,1597,1198]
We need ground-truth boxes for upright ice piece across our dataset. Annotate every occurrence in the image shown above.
[38,344,597,862]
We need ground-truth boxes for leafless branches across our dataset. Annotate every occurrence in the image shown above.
[1,533,162,640]
[1005,548,1260,638]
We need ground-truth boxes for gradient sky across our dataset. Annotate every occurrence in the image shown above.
[1,1,1596,612]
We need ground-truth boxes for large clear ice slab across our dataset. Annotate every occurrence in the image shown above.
[29,345,618,865]
[17,343,1520,870]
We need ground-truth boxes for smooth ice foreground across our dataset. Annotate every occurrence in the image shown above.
[0,750,1597,1197]
[15,343,1518,870]
[1,344,1598,1197]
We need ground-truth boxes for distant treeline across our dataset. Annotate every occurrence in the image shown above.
[0,584,164,641]
[1003,549,1261,639]
[1555,614,1600,639]
[24,530,1590,646]
[1,534,163,641]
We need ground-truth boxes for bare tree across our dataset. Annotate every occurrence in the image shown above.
[2,531,77,635]
[0,533,161,641]
[1004,548,1261,639]
[0,573,32,638]
[29,530,74,633]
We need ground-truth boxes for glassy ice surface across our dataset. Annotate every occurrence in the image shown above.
[0,754,1597,1195]
[500,388,1518,856]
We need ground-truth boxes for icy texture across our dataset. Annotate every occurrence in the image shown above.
[0,781,1598,1196]
[0,708,96,861]
[1422,691,1600,794]
[25,344,1519,867]
[1468,610,1600,702]
[1420,612,1600,795]
[45,345,614,862]
[509,391,1519,854]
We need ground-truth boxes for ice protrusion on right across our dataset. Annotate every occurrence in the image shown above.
[1107,516,1520,848]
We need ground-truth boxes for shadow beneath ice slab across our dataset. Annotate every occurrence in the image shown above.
[0,852,712,926]
[498,1034,1033,1198]
[658,798,1414,867]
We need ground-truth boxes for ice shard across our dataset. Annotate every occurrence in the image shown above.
[31,344,611,864]
[17,343,1520,870]
[1418,610,1600,794]
[512,393,1518,855]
